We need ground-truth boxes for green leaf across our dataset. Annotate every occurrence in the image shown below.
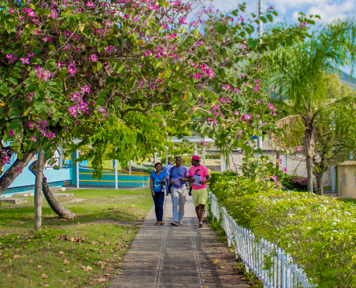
[92,65,97,73]
[67,15,77,27]
[247,38,258,49]
[9,78,18,85]
[192,28,199,39]
[11,71,20,79]
[272,11,278,16]
[260,16,267,23]
[33,101,46,113]
[97,61,103,72]
[266,14,273,22]
[164,68,172,78]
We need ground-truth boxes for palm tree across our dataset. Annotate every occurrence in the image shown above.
[264,19,356,193]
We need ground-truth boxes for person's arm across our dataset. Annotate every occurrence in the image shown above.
[199,169,210,184]
[150,176,155,196]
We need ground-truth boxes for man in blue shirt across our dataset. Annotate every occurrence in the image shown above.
[163,161,173,195]
[169,156,188,226]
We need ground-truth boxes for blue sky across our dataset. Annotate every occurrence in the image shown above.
[208,0,355,25]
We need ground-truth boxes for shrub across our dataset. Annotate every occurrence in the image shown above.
[282,174,308,192]
[213,178,356,287]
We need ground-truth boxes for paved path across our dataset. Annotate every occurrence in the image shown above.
[110,195,250,288]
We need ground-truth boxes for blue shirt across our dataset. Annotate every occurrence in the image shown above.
[150,171,166,192]
[163,164,173,179]
[170,166,188,188]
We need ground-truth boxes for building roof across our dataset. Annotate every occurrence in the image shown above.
[338,161,356,166]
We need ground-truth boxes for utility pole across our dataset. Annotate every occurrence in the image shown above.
[257,0,263,153]
[258,0,263,39]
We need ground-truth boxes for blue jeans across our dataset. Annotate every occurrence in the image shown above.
[152,192,164,222]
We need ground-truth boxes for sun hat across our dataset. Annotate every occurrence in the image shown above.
[154,162,162,168]
[192,155,200,161]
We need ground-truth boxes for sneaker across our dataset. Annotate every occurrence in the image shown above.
[199,222,203,228]
[178,221,184,226]
[170,221,179,226]
[159,221,165,226]
[154,221,160,225]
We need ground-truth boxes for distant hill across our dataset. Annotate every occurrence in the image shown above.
[335,69,356,90]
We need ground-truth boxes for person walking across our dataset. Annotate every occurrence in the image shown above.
[169,156,188,226]
[163,161,173,195]
[188,155,210,228]
[150,162,166,226]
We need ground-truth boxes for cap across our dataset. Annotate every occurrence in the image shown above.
[154,162,162,168]
[192,155,200,161]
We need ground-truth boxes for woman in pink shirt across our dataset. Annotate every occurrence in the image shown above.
[188,155,209,228]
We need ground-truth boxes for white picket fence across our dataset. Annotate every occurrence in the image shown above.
[209,192,315,288]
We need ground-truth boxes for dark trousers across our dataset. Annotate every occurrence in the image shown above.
[152,192,164,222]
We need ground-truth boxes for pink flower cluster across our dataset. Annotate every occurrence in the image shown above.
[1,152,11,166]
[28,119,55,139]
[6,54,17,64]
[68,91,89,118]
[268,104,277,117]
[97,107,109,118]
[35,67,53,82]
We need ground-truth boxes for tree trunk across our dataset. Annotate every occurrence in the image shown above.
[315,174,324,195]
[35,149,45,231]
[304,114,315,193]
[0,149,37,196]
[29,161,76,220]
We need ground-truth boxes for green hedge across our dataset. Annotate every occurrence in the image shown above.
[213,176,356,287]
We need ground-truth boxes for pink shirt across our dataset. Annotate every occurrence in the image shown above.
[188,165,209,190]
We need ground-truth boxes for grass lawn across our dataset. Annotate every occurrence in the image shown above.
[0,188,152,288]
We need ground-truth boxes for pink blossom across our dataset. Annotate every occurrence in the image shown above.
[301,22,306,28]
[9,8,14,13]
[244,83,249,87]
[284,167,288,172]
[20,57,30,64]
[255,79,260,84]
[90,54,98,62]
[80,85,91,94]
[170,34,177,38]
[30,136,37,142]
[86,1,95,8]
[8,130,14,136]
[47,132,55,139]
[16,167,22,175]
[233,88,239,93]
[234,110,239,116]
[182,18,187,24]
[256,114,260,118]
[194,73,202,79]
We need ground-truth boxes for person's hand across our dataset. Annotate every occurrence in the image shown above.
[179,178,185,182]
[169,179,174,185]
[160,180,166,185]
[199,180,205,184]
[151,190,155,196]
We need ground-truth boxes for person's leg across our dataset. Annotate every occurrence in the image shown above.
[191,189,200,221]
[152,193,159,223]
[178,187,187,222]
[197,189,208,228]
[157,192,164,222]
[195,206,200,220]
[198,204,205,223]
[171,188,179,223]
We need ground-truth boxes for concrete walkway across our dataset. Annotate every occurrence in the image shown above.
[110,195,250,288]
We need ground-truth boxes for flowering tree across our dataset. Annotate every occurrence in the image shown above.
[0,0,312,221]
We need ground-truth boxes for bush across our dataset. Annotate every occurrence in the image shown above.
[213,178,356,287]
[209,170,238,191]
[282,174,308,191]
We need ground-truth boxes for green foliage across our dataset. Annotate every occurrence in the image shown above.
[213,179,356,287]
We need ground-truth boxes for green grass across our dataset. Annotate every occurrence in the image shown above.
[0,188,152,287]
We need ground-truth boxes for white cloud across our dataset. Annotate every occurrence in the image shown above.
[303,0,354,22]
